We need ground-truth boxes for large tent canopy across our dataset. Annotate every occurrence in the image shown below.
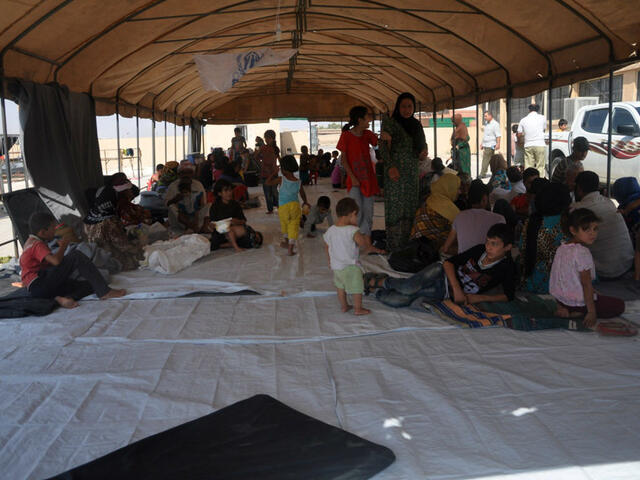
[1,0,639,124]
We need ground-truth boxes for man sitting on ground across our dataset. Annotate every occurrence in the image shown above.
[572,171,634,279]
[442,180,505,255]
[165,160,209,234]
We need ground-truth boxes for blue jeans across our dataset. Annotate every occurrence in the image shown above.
[262,183,279,212]
[375,262,446,308]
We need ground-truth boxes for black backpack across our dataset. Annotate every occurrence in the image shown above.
[388,237,439,273]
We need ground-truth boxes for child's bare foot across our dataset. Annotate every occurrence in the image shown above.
[55,296,78,309]
[280,240,289,248]
[100,288,126,300]
[341,305,353,313]
[288,246,297,256]
[354,307,371,315]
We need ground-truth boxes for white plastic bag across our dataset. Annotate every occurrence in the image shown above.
[142,234,210,274]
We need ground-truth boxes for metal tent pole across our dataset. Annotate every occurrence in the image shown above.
[606,67,614,195]
[0,80,17,256]
[135,106,140,187]
[418,102,422,151]
[163,111,167,164]
[547,80,553,174]
[0,85,10,195]
[451,99,456,170]
[475,96,480,177]
[506,89,512,166]
[174,113,177,161]
[151,111,156,170]
[116,103,121,173]
[308,120,312,148]
[202,122,206,155]
[433,104,437,158]
[182,117,185,159]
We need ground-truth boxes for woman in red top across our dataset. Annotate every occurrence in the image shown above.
[337,106,390,237]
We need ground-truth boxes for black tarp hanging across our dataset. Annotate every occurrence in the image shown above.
[12,81,103,220]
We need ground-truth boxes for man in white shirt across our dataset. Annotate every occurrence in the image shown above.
[573,171,634,278]
[480,111,501,177]
[517,104,547,175]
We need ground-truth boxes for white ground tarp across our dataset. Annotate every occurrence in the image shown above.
[1,182,640,479]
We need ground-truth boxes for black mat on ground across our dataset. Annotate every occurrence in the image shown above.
[0,287,57,318]
[48,394,396,480]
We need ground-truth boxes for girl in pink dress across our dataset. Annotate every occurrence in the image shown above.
[549,208,625,328]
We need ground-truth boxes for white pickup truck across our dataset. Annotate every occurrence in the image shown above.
[550,102,640,182]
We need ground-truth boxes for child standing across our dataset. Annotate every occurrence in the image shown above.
[20,212,126,309]
[256,129,280,214]
[230,127,247,163]
[324,198,382,315]
[268,155,309,256]
[337,106,389,238]
[550,208,625,327]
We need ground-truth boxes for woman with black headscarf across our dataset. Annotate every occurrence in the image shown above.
[83,172,144,271]
[518,182,571,293]
[379,92,428,251]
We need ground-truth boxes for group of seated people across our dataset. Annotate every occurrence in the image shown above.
[299,147,340,186]
[18,130,640,328]
[373,160,640,326]
[19,148,271,309]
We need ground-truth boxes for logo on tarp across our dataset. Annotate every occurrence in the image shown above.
[195,48,297,93]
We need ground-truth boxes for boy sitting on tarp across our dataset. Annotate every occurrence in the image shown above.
[365,223,515,308]
[20,212,126,309]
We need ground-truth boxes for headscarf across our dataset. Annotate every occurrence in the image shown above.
[426,173,461,222]
[611,177,640,208]
[391,92,426,156]
[158,161,179,186]
[85,173,131,224]
[524,183,571,275]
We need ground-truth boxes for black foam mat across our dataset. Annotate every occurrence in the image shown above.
[48,394,396,480]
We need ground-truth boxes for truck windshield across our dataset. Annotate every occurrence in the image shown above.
[636,107,640,118]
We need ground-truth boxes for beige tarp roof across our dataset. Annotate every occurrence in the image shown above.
[1,0,639,124]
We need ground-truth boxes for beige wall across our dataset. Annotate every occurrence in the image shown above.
[280,130,309,155]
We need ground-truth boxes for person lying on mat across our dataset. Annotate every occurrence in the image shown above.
[21,212,126,309]
[365,223,515,308]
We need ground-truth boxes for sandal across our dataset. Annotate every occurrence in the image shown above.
[363,273,388,296]
[596,320,638,337]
